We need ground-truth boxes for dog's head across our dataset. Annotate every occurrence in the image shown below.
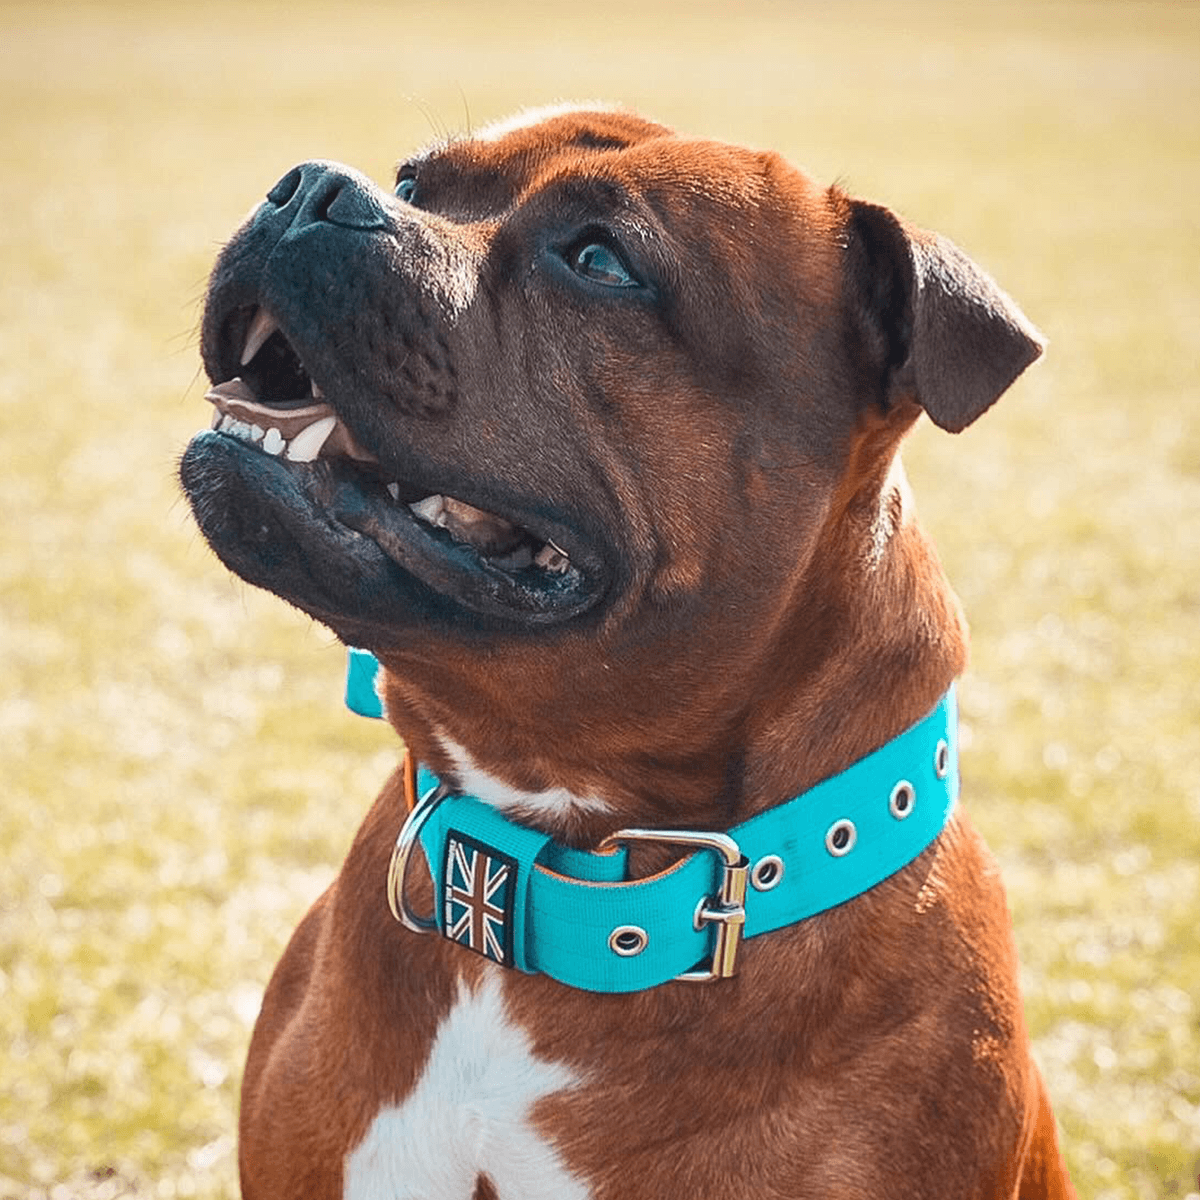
[181,107,1041,794]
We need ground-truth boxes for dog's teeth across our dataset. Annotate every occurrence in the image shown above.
[534,541,571,573]
[440,498,518,545]
[262,427,285,456]
[311,379,324,400]
[386,483,400,501]
[216,414,261,444]
[240,308,279,366]
[285,415,338,462]
[409,495,446,524]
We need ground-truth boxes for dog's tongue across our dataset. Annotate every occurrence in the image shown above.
[204,378,377,461]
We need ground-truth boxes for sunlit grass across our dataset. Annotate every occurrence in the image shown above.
[2,2,1198,1197]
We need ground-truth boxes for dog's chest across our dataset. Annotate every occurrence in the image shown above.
[343,971,591,1200]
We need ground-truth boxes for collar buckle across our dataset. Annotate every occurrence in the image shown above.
[597,827,749,983]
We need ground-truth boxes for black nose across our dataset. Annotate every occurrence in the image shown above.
[264,161,390,232]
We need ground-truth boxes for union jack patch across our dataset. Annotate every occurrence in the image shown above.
[442,832,517,966]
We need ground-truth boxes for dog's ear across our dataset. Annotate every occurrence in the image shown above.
[844,199,1045,433]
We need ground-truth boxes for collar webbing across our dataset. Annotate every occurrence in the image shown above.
[349,645,959,994]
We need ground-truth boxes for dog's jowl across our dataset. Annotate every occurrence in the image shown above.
[181,106,1076,1199]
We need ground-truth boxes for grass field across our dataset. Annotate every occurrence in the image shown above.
[2,1,1198,1196]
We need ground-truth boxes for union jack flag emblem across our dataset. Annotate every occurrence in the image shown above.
[442,833,516,966]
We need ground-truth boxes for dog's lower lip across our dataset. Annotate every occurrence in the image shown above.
[183,426,600,626]
[331,484,593,620]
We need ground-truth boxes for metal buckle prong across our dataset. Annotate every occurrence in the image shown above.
[596,827,750,983]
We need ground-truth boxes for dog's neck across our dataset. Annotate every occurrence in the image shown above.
[380,444,966,849]
[742,459,968,811]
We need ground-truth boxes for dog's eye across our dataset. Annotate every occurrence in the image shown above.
[395,176,418,205]
[569,241,637,288]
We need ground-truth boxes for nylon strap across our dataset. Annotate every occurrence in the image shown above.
[394,683,959,993]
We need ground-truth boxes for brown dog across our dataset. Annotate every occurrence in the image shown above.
[181,105,1076,1199]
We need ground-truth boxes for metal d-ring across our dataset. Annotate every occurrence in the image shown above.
[386,783,448,933]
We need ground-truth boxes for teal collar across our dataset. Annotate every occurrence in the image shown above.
[350,651,959,993]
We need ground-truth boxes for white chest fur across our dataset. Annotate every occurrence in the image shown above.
[436,734,611,822]
[344,972,591,1200]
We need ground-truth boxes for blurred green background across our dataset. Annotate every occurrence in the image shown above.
[2,1,1198,1197]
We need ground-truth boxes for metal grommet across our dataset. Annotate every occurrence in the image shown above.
[750,855,785,891]
[934,739,951,780]
[608,925,649,957]
[825,819,857,857]
[889,780,916,820]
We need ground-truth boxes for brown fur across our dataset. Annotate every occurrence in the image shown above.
[185,109,1074,1198]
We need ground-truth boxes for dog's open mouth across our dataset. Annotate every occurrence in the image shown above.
[182,306,603,629]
